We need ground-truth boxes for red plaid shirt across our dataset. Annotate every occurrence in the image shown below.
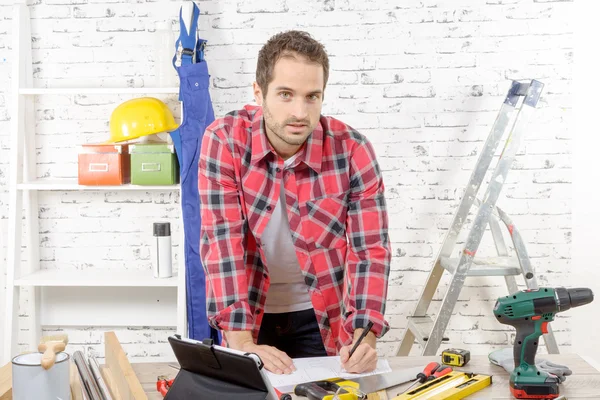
[198,104,391,355]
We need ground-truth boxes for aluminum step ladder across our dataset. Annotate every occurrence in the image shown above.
[396,80,560,357]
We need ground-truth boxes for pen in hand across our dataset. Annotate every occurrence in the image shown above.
[348,320,374,359]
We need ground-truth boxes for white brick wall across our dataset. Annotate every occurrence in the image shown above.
[0,0,573,362]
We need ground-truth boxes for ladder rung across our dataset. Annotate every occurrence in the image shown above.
[407,316,449,344]
[440,257,521,276]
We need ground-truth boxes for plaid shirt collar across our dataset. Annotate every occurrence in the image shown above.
[250,106,323,174]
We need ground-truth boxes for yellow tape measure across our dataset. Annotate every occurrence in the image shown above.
[441,348,470,367]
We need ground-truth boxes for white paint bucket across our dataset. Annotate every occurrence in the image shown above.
[12,352,71,400]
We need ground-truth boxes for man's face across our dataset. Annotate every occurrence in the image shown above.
[253,53,324,158]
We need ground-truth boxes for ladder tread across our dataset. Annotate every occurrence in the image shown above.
[407,316,435,344]
[440,256,521,276]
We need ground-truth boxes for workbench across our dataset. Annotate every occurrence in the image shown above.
[133,354,600,399]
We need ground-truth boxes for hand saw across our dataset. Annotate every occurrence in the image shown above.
[348,367,424,394]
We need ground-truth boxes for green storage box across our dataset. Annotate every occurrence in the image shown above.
[129,143,179,185]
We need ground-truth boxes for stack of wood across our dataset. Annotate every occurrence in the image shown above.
[0,332,148,400]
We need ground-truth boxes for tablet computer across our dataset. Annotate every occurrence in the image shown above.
[167,335,280,400]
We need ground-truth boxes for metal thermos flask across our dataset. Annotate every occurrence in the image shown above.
[152,222,172,278]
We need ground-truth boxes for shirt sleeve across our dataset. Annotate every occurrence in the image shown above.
[198,123,254,332]
[342,138,391,339]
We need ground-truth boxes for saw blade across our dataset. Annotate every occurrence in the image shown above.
[349,366,423,394]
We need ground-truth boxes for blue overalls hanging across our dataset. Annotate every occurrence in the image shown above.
[170,2,220,343]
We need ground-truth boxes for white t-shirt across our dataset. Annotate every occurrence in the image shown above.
[262,156,313,314]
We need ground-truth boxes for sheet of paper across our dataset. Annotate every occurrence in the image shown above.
[265,356,392,392]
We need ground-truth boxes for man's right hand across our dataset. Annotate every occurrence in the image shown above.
[241,341,296,375]
[225,330,295,375]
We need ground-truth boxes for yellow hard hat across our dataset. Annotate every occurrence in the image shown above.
[108,97,178,143]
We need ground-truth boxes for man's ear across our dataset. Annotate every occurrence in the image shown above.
[253,82,263,106]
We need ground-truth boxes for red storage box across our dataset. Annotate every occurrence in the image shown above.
[78,144,130,186]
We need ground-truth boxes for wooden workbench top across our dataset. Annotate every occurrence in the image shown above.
[133,354,600,399]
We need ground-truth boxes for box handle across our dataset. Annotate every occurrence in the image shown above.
[142,162,161,172]
[89,163,109,172]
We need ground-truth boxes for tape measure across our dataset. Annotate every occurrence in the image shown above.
[441,348,470,367]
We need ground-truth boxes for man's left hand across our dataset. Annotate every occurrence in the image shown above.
[340,329,378,374]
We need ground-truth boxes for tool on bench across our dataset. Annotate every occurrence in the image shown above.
[157,375,175,397]
[295,378,365,400]
[489,347,573,383]
[392,371,492,399]
[494,287,594,399]
[38,334,68,370]
[441,348,470,367]
[400,362,453,394]
[276,390,293,400]
[293,366,435,399]
[350,366,424,394]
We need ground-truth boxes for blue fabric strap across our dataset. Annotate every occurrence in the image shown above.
[174,3,200,67]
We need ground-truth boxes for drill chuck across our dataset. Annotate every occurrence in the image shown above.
[566,287,594,309]
[555,287,594,312]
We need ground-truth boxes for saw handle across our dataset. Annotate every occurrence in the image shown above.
[416,362,441,383]
[38,341,66,370]
[295,381,340,400]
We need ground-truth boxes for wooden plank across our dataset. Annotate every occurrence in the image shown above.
[105,332,148,400]
[101,365,121,400]
[0,362,12,400]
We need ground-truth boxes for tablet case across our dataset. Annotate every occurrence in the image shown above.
[165,335,273,400]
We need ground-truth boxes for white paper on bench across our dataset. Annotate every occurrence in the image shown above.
[265,356,392,393]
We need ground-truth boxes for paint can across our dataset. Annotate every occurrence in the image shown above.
[12,351,71,400]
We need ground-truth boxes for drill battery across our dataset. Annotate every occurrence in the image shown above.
[441,348,470,367]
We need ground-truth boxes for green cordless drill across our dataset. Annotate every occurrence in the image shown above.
[494,287,594,399]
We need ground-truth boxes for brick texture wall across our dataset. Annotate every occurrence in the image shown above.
[0,0,573,362]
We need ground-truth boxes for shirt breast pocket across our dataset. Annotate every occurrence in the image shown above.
[303,194,348,249]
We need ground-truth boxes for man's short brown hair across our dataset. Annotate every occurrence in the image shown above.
[256,30,329,96]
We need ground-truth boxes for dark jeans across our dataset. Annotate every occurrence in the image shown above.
[257,308,327,358]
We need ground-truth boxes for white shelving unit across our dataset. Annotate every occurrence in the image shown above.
[20,88,180,95]
[4,2,187,363]
[17,179,183,191]
[13,269,180,287]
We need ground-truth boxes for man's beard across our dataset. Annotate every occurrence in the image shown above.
[263,101,311,146]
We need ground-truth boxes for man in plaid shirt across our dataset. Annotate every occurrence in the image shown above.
[199,30,391,375]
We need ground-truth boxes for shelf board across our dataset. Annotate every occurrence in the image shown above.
[41,286,177,326]
[19,87,180,95]
[14,268,179,287]
[18,179,180,191]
